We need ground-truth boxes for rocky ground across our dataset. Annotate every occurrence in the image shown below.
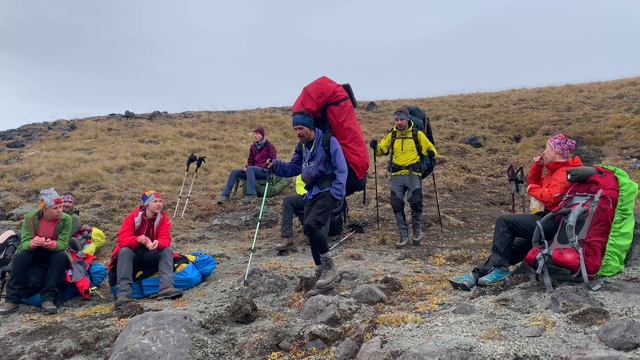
[0,188,639,360]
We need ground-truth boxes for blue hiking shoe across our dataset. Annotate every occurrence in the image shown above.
[448,273,476,291]
[477,267,511,286]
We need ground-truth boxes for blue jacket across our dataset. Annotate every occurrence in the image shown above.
[272,128,347,201]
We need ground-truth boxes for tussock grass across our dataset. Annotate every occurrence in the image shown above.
[0,76,638,264]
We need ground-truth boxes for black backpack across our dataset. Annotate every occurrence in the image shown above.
[389,105,436,179]
[0,230,21,297]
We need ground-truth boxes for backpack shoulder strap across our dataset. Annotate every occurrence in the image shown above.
[411,127,422,155]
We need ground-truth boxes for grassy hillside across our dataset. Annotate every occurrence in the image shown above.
[0,77,639,249]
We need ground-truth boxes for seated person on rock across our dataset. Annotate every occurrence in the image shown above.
[62,192,81,236]
[218,127,277,204]
[61,192,106,256]
[110,190,183,306]
[449,134,583,290]
[275,175,307,251]
[0,188,71,315]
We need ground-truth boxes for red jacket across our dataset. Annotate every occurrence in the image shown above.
[526,156,583,210]
[109,206,172,262]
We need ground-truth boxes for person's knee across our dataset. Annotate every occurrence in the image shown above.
[408,190,423,211]
[390,193,404,213]
[49,250,68,263]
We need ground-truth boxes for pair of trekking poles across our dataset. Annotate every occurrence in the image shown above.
[174,153,206,219]
[508,162,526,214]
[372,151,444,233]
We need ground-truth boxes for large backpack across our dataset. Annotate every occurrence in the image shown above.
[292,76,370,197]
[524,166,621,292]
[389,105,436,179]
[0,230,21,298]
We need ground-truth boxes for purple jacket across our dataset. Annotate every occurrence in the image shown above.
[248,140,277,167]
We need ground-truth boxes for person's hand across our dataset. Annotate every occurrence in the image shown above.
[30,236,46,248]
[369,139,378,150]
[138,235,151,246]
[427,149,435,160]
[43,239,57,250]
[30,236,45,249]
[146,240,159,250]
[265,159,274,169]
[241,165,247,172]
[533,155,544,166]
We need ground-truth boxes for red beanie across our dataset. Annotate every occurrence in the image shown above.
[254,127,265,138]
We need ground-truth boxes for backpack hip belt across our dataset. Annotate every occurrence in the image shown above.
[388,162,422,175]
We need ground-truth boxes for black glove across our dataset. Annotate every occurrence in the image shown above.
[369,139,378,150]
[427,149,435,160]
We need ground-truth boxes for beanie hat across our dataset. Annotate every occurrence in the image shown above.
[393,108,410,121]
[292,112,315,130]
[141,190,162,206]
[39,188,62,210]
[547,134,576,158]
[253,127,265,138]
[61,192,76,203]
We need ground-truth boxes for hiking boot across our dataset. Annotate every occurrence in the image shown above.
[41,301,57,315]
[315,257,339,289]
[448,273,477,291]
[0,302,19,315]
[315,265,322,278]
[396,236,409,249]
[157,287,184,300]
[304,285,335,298]
[477,267,511,287]
[275,237,293,250]
[217,196,229,204]
[114,296,130,307]
[412,230,422,246]
[240,195,257,203]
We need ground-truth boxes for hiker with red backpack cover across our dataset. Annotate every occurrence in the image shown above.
[449,134,583,290]
[265,111,348,297]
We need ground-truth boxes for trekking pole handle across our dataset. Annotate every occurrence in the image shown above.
[194,156,206,173]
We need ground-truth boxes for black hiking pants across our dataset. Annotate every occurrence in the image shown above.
[280,194,305,238]
[303,191,338,266]
[6,248,69,304]
[471,212,559,280]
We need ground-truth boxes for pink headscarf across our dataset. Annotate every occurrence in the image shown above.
[548,134,576,158]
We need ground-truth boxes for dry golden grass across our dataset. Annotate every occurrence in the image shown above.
[0,77,638,253]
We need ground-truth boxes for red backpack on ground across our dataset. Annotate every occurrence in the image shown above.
[524,166,619,292]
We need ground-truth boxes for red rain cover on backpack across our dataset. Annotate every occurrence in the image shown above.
[292,76,369,181]
[525,166,619,280]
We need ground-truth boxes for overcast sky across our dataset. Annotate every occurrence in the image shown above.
[1,0,638,131]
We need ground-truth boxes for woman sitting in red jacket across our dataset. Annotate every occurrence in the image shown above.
[110,190,183,306]
[449,134,583,290]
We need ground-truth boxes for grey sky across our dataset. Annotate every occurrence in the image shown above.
[1,0,638,131]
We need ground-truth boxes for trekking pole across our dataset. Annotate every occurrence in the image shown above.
[507,162,516,214]
[432,171,444,233]
[516,164,526,214]
[174,153,198,218]
[373,150,380,230]
[180,156,206,218]
[329,221,368,251]
[244,168,272,286]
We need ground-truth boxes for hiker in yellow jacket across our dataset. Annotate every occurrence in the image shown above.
[370,107,439,248]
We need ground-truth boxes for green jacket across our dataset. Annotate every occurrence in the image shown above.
[18,209,72,253]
